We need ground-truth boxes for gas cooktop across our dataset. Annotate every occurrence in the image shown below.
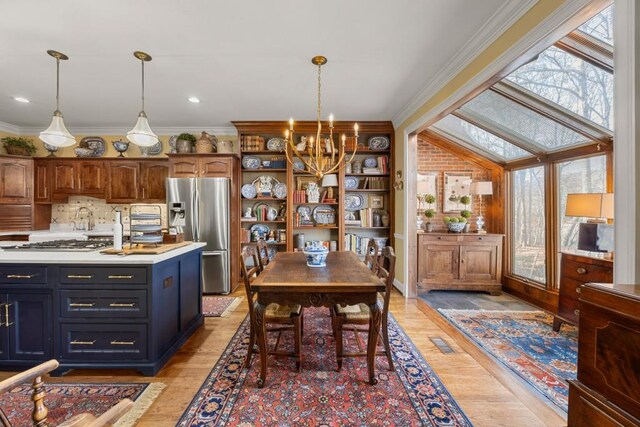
[1,239,113,252]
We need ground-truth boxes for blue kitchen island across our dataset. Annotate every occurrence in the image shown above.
[0,242,205,376]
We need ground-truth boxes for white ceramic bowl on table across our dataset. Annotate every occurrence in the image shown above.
[303,242,329,267]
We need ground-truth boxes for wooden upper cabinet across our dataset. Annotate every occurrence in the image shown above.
[168,155,236,178]
[140,161,169,202]
[106,161,139,203]
[51,161,77,195]
[200,157,232,177]
[169,157,199,177]
[76,161,105,194]
[34,161,51,204]
[0,157,33,204]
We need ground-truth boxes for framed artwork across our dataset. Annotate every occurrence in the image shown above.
[443,172,472,213]
[369,194,384,209]
[416,172,438,212]
[296,176,317,191]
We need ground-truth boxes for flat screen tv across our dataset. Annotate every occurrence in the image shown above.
[577,223,614,253]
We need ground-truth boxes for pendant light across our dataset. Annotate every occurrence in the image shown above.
[39,50,76,148]
[127,51,158,147]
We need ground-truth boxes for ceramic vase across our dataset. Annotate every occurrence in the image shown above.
[176,139,192,153]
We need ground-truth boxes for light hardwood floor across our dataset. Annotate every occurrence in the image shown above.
[1,289,566,426]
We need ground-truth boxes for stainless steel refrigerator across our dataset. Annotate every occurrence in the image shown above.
[166,177,230,294]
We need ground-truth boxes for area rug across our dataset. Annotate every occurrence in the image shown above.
[1,382,165,426]
[177,307,472,426]
[437,309,577,412]
[203,296,243,317]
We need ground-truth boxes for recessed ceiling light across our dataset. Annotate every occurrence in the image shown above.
[188,97,201,104]
[13,97,30,103]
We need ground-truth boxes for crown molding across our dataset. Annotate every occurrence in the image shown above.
[392,0,539,128]
[0,121,22,135]
[12,125,238,137]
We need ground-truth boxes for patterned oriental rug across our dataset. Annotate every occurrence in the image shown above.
[178,307,472,426]
[438,309,577,412]
[1,382,164,426]
[203,296,243,317]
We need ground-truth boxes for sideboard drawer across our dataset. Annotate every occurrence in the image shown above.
[558,297,580,324]
[560,277,584,301]
[421,235,460,243]
[562,259,612,283]
[0,266,48,284]
[462,235,501,244]
[59,267,147,284]
[60,323,147,360]
[60,290,147,318]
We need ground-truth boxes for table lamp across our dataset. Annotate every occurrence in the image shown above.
[321,174,338,202]
[470,181,493,234]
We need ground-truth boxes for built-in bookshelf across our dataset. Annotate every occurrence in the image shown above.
[233,121,394,262]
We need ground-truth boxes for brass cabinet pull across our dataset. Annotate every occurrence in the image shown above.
[69,302,96,307]
[574,309,580,316]
[6,274,35,279]
[109,303,136,308]
[108,275,134,279]
[461,259,465,263]
[575,287,581,294]
[576,267,587,275]
[4,303,13,327]
[67,275,94,279]
[71,340,96,345]
[110,340,136,346]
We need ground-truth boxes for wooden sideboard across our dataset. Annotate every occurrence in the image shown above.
[417,232,503,295]
[553,252,613,331]
[568,283,640,426]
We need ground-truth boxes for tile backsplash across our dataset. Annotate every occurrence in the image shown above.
[51,196,167,231]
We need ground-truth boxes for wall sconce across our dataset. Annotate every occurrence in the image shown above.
[394,170,404,191]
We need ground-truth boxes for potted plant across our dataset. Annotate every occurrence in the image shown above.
[460,195,472,232]
[1,137,37,157]
[423,194,437,232]
[176,133,196,153]
[443,216,467,233]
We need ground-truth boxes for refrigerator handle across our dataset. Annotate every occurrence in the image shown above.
[192,183,200,242]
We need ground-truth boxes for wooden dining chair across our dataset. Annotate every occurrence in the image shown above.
[240,247,303,372]
[256,239,270,272]
[0,359,133,427]
[331,246,396,373]
[363,239,379,273]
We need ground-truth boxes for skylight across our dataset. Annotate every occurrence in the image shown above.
[578,5,613,46]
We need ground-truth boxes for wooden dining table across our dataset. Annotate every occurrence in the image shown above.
[250,251,385,387]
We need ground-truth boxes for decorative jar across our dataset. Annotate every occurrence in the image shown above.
[303,242,329,267]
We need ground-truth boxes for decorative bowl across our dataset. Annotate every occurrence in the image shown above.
[303,242,329,267]
[74,147,95,157]
[112,139,130,157]
[447,222,466,233]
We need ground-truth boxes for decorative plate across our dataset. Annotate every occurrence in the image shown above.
[241,184,257,199]
[313,205,336,225]
[79,136,106,157]
[130,213,161,220]
[252,175,279,196]
[344,176,359,190]
[131,234,163,244]
[168,135,178,153]
[250,224,270,240]
[139,140,162,156]
[242,155,262,169]
[345,193,366,211]
[297,205,312,221]
[363,157,378,168]
[273,183,287,199]
[368,136,390,150]
[267,137,286,151]
[293,160,305,171]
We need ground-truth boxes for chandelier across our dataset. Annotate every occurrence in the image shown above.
[284,56,359,179]
[40,50,76,148]
[127,51,159,147]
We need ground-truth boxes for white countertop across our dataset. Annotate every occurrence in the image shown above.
[0,242,206,265]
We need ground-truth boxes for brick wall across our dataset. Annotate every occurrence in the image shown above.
[416,139,492,232]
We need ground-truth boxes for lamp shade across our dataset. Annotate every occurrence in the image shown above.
[321,174,338,187]
[565,193,614,219]
[39,112,76,148]
[127,112,159,147]
[470,181,493,195]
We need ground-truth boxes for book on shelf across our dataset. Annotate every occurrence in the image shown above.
[293,190,306,204]
[241,135,265,151]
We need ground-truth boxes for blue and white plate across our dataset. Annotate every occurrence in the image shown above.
[344,176,359,190]
[363,157,378,168]
[267,137,286,151]
[312,205,336,225]
[345,193,366,211]
[368,136,390,150]
[250,224,270,240]
[241,184,257,199]
[293,160,305,171]
[273,183,287,199]
[242,155,261,169]
[297,205,312,221]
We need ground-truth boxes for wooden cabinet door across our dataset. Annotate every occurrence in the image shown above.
[0,295,7,360]
[106,162,139,203]
[77,161,105,194]
[140,161,169,202]
[34,161,51,203]
[169,157,198,177]
[0,158,32,204]
[51,161,77,194]
[459,245,497,281]
[7,293,52,360]
[199,157,232,177]
[419,243,459,282]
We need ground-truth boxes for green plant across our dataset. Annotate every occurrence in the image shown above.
[459,195,471,206]
[424,194,436,205]
[460,209,472,219]
[424,208,435,220]
[177,133,197,144]
[1,136,37,155]
[443,215,467,224]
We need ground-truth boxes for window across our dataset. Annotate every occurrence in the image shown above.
[578,5,613,46]
[512,166,546,284]
[557,155,607,251]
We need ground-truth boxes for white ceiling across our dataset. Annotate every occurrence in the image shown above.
[0,0,524,133]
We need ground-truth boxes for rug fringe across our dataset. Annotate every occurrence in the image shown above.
[114,382,166,427]
[220,296,243,318]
